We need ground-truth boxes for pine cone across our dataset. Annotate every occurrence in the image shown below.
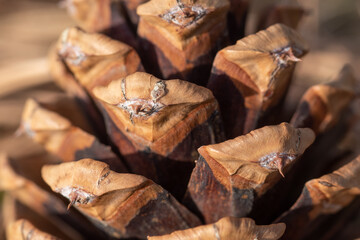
[1,1,360,240]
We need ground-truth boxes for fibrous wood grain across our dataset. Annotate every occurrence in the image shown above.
[149,217,286,240]
[93,72,223,198]
[18,98,128,172]
[208,23,308,138]
[60,0,137,48]
[185,123,315,223]
[276,155,360,240]
[7,219,61,240]
[291,64,357,134]
[42,158,201,239]
[137,0,230,85]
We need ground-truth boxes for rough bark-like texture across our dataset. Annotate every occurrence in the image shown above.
[270,66,359,220]
[42,159,201,239]
[185,123,315,223]
[61,0,138,49]
[49,27,144,141]
[276,155,360,240]
[208,23,308,138]
[93,72,224,198]
[291,64,356,134]
[149,217,286,240]
[7,219,61,240]
[137,0,230,85]
[2,195,72,240]
[18,98,128,173]
[48,44,108,142]
[54,27,143,92]
[0,154,106,240]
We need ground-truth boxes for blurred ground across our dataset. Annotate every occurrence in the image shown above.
[0,0,74,96]
[296,0,360,82]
